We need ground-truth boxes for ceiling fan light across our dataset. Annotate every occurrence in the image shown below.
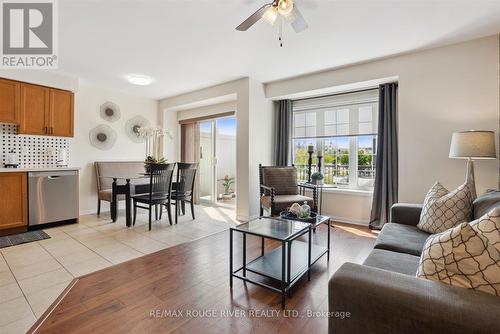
[262,6,278,25]
[284,8,298,22]
[277,0,294,16]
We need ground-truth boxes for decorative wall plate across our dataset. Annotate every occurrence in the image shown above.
[99,102,121,122]
[125,116,150,143]
[89,124,117,150]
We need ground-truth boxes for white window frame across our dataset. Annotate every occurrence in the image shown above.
[291,89,379,191]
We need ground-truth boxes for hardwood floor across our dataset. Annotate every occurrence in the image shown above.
[29,223,377,334]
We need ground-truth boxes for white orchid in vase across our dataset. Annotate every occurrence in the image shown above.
[137,127,173,164]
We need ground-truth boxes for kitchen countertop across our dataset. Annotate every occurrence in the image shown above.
[0,167,80,173]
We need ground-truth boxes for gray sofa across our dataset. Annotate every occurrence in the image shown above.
[329,191,500,334]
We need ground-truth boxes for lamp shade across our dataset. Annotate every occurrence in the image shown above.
[449,131,497,159]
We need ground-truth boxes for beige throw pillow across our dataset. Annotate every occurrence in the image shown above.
[417,182,473,233]
[469,207,500,253]
[416,222,500,296]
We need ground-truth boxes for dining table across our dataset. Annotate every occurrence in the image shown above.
[103,174,149,227]
[105,174,180,227]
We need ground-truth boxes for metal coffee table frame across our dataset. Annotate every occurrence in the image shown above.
[229,216,330,308]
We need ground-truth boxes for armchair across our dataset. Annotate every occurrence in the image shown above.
[259,164,317,216]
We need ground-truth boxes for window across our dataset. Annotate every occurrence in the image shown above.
[292,90,378,190]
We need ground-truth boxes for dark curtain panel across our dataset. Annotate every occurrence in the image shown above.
[275,100,292,166]
[370,83,398,230]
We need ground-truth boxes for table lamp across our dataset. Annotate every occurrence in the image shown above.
[449,130,497,199]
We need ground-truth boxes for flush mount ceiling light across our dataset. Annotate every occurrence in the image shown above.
[127,75,152,86]
[236,0,308,46]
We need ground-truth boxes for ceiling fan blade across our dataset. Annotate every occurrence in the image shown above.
[236,3,272,31]
[290,6,308,33]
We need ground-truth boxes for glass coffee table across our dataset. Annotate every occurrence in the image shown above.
[229,215,331,308]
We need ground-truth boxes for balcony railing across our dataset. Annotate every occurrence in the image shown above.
[295,164,375,185]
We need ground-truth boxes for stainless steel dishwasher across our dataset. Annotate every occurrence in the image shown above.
[28,171,79,227]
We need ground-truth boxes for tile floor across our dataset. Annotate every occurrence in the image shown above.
[0,205,237,334]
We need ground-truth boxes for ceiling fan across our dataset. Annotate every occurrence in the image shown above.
[236,0,308,34]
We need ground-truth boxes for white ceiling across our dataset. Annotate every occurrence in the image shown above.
[56,0,500,99]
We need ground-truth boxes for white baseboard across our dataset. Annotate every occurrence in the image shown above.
[80,209,99,216]
[328,215,369,226]
[235,215,247,222]
[236,213,368,226]
[235,214,260,222]
[80,208,368,228]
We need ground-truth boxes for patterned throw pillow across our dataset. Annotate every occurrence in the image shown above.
[470,207,500,253]
[417,222,500,296]
[417,182,473,233]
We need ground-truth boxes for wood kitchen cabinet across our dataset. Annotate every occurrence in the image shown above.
[0,173,28,235]
[0,78,20,124]
[0,78,74,137]
[50,89,74,137]
[19,83,51,135]
[18,82,74,137]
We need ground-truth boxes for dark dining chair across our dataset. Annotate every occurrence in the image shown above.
[131,163,175,230]
[162,162,198,224]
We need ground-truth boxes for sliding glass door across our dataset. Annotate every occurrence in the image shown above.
[199,121,215,202]
[199,117,236,207]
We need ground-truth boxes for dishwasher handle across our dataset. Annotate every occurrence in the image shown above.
[47,176,60,180]
[29,171,78,178]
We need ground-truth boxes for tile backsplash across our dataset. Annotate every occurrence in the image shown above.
[1,123,70,168]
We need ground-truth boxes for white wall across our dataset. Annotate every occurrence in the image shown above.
[177,101,236,122]
[319,190,373,225]
[73,83,158,214]
[160,105,179,163]
[248,78,274,218]
[0,70,79,92]
[266,35,500,224]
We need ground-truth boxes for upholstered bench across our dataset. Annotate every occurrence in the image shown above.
[94,161,145,215]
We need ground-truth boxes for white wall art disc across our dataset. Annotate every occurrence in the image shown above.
[99,102,121,122]
[89,124,117,150]
[125,116,150,143]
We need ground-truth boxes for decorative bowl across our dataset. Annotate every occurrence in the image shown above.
[280,210,317,223]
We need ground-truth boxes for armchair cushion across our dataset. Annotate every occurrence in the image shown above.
[261,194,313,213]
[374,223,430,256]
[261,167,298,195]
